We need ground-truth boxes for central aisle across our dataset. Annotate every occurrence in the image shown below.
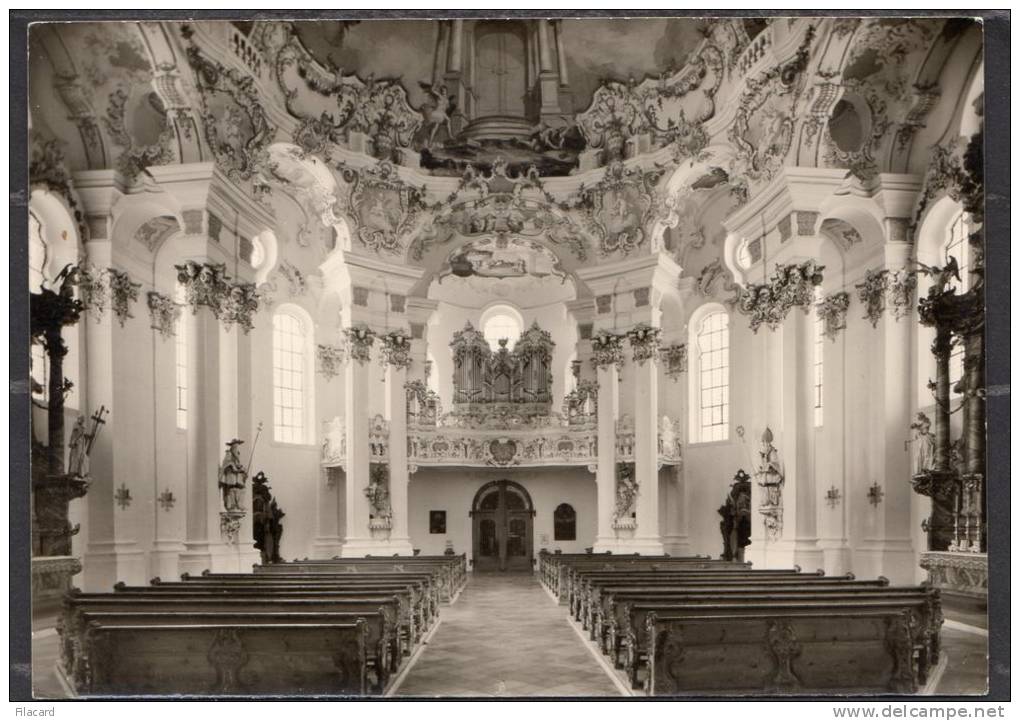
[394,572,623,697]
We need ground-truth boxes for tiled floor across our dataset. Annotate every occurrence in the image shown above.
[394,573,623,697]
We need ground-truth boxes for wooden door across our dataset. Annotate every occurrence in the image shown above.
[471,480,534,572]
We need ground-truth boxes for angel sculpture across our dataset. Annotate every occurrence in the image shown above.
[916,255,961,296]
[417,81,453,147]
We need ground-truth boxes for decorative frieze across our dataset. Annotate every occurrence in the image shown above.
[343,325,377,364]
[147,291,182,339]
[590,330,627,371]
[660,344,688,381]
[316,344,346,380]
[737,260,825,333]
[379,329,413,370]
[816,291,850,341]
[627,323,661,365]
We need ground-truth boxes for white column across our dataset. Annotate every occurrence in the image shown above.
[537,20,554,73]
[553,20,570,85]
[178,302,219,575]
[817,304,851,575]
[632,352,664,554]
[592,362,618,551]
[782,308,822,570]
[877,242,916,582]
[340,348,373,557]
[385,362,414,554]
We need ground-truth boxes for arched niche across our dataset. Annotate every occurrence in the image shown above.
[29,189,81,291]
[913,195,968,405]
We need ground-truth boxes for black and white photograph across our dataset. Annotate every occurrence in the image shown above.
[11,10,1007,705]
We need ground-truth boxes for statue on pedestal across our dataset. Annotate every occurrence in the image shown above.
[755,427,784,541]
[218,439,247,512]
[910,412,936,478]
[719,469,752,561]
[252,471,285,564]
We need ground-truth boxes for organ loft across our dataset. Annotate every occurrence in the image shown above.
[21,15,992,699]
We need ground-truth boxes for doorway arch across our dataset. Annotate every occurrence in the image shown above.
[471,480,535,572]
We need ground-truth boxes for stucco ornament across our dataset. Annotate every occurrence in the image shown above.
[855,268,889,328]
[379,329,413,370]
[590,330,627,371]
[337,161,425,254]
[579,161,667,257]
[627,323,661,365]
[737,260,825,333]
[659,344,688,381]
[343,325,377,364]
[146,291,182,338]
[106,269,141,327]
[815,291,851,341]
[316,344,346,380]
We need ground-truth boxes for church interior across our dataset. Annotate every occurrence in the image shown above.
[24,16,991,698]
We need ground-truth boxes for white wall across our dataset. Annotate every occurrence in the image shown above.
[407,467,597,563]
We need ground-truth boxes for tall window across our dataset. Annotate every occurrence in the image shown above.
[273,310,309,443]
[481,305,523,351]
[695,310,730,442]
[174,284,187,429]
[813,288,824,428]
[944,212,971,390]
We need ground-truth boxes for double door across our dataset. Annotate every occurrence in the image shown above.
[472,480,533,572]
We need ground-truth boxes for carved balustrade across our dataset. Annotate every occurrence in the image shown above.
[319,410,683,471]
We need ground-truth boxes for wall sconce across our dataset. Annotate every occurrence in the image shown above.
[825,486,841,508]
[867,482,884,506]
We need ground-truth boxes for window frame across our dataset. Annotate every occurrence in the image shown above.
[687,304,731,445]
[271,305,316,446]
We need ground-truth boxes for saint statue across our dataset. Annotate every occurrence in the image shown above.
[67,415,90,478]
[755,427,784,507]
[718,469,752,561]
[910,412,936,477]
[218,438,247,512]
[252,471,285,564]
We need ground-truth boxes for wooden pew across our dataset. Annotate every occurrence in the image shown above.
[72,620,368,697]
[107,585,424,648]
[174,573,441,626]
[569,567,808,616]
[610,590,941,689]
[645,609,922,695]
[264,555,468,600]
[64,608,395,693]
[59,593,405,688]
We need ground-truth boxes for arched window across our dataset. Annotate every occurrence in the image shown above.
[554,503,577,541]
[813,287,824,428]
[174,284,188,430]
[30,340,47,403]
[29,211,47,294]
[689,306,730,443]
[480,304,523,351]
[272,308,313,444]
[944,211,972,390]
